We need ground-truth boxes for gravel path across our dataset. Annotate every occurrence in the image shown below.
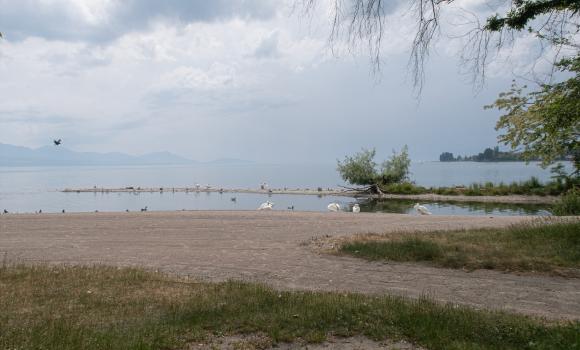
[1,211,578,320]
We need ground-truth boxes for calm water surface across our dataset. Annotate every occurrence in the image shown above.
[0,162,568,215]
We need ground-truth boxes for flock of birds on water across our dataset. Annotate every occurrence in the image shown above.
[2,138,434,216]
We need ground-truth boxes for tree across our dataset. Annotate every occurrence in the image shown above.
[439,152,455,162]
[336,148,378,186]
[380,145,411,183]
[337,146,411,193]
[301,0,580,88]
[487,56,580,175]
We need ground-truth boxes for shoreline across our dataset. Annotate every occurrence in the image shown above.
[1,211,578,320]
[61,186,559,204]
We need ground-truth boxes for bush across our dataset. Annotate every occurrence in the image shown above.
[337,146,411,187]
[552,188,580,215]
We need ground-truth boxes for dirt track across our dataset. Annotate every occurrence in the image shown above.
[1,211,578,320]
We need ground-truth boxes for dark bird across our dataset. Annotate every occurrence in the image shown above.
[141,206,148,212]
[230,197,237,202]
[288,205,294,211]
[126,209,130,212]
[3,209,8,214]
[53,139,62,146]
[62,209,65,213]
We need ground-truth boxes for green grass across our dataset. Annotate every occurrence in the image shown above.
[340,221,580,275]
[1,265,579,350]
[380,177,571,197]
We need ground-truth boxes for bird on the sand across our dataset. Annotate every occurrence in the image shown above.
[352,204,360,213]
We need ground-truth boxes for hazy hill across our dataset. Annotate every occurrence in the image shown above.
[0,143,195,166]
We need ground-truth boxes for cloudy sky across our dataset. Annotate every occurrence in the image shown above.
[0,0,548,162]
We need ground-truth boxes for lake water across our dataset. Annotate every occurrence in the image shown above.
[0,162,570,215]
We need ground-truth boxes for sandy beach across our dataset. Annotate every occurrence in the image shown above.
[1,211,578,320]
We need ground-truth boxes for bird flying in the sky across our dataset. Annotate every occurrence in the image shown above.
[53,139,62,146]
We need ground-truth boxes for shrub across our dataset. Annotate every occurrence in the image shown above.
[552,188,580,215]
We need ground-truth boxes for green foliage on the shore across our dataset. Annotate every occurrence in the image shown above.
[487,56,580,175]
[553,188,580,215]
[336,148,378,186]
[379,177,573,197]
[1,265,579,350]
[337,146,410,188]
[340,221,580,275]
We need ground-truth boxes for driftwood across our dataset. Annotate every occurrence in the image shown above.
[338,184,385,197]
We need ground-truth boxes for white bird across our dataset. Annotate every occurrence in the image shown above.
[352,204,360,213]
[257,201,274,211]
[414,203,432,215]
[327,203,341,212]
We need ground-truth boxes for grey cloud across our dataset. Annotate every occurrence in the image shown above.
[253,31,280,59]
[0,0,278,42]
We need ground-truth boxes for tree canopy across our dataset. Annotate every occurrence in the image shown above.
[302,0,580,87]
[337,146,411,189]
[487,56,580,175]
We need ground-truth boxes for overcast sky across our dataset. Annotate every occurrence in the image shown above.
[0,0,549,162]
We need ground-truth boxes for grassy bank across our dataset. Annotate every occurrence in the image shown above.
[1,265,579,350]
[381,177,570,196]
[340,221,580,276]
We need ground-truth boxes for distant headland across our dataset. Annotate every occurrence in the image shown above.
[439,146,570,162]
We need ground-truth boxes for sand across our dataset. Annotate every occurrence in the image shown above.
[1,211,578,320]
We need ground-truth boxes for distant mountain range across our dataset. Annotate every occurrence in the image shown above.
[0,143,251,166]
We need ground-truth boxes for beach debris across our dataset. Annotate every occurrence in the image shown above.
[327,203,341,212]
[414,203,432,215]
[257,201,274,210]
[141,206,148,212]
[352,204,360,213]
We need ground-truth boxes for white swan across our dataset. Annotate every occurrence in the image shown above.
[414,203,432,215]
[257,201,274,210]
[352,204,360,213]
[327,203,340,212]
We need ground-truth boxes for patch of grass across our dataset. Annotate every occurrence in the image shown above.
[1,265,579,350]
[380,177,570,197]
[340,221,580,275]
